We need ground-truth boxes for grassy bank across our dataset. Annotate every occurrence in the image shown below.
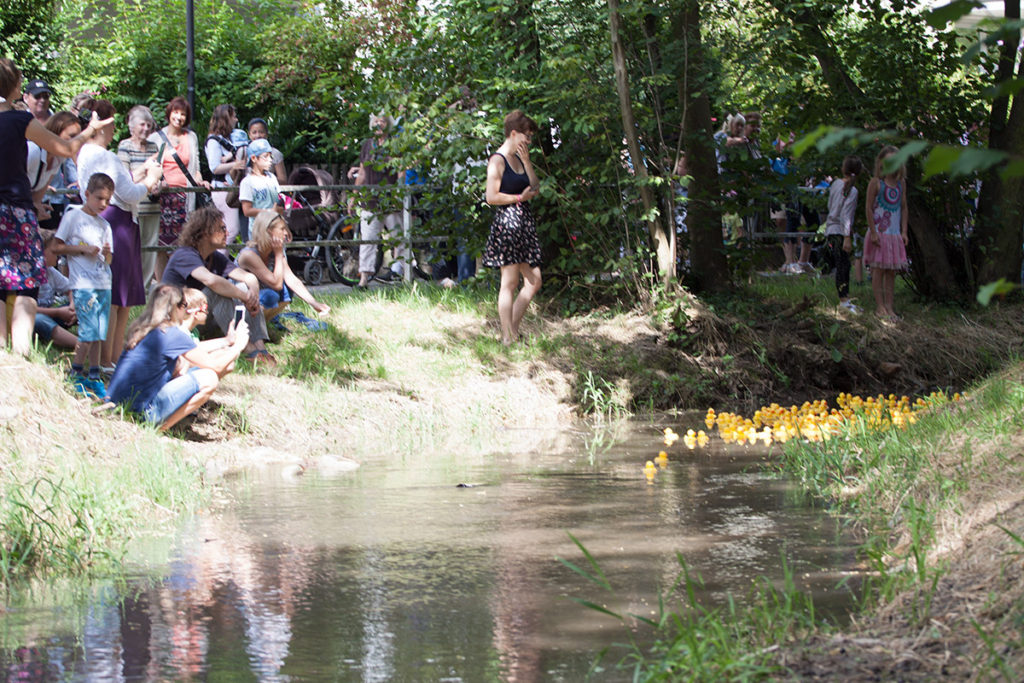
[0,353,206,581]
[620,370,1024,679]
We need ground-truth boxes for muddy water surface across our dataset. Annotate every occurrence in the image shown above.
[1,420,861,681]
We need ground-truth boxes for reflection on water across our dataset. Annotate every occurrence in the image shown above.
[1,421,861,681]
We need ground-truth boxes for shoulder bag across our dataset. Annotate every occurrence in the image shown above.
[157,129,212,209]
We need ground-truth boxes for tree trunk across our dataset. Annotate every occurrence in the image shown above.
[906,189,960,299]
[673,0,729,291]
[972,0,1024,285]
[608,0,674,282]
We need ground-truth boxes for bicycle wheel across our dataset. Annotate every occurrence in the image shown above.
[324,217,361,286]
[302,259,325,287]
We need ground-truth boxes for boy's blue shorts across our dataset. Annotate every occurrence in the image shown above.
[72,289,111,342]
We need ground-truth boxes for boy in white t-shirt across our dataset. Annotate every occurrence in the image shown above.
[53,173,115,398]
[239,138,283,237]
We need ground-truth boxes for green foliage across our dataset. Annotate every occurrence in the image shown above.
[8,0,1011,296]
[47,0,364,163]
[0,0,62,82]
[579,370,629,420]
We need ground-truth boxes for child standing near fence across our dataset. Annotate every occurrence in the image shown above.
[863,146,909,321]
[239,138,283,237]
[825,155,863,313]
[53,173,115,397]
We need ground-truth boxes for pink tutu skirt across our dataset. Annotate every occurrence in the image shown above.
[863,232,908,271]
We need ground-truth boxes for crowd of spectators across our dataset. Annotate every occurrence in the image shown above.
[1,58,330,431]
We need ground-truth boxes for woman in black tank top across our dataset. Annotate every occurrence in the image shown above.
[483,110,542,346]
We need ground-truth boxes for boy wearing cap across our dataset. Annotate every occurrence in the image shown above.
[238,138,283,236]
[22,79,52,123]
[246,118,287,182]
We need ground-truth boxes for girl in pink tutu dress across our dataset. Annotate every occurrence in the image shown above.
[863,146,908,320]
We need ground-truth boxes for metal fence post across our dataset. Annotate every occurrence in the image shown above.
[402,178,412,283]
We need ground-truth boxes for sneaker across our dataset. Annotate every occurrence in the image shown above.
[70,374,93,397]
[839,300,862,314]
[87,377,107,398]
[374,270,401,283]
[70,374,103,399]
[783,262,801,275]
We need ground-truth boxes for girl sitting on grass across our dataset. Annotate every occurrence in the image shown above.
[236,210,329,328]
[103,284,248,431]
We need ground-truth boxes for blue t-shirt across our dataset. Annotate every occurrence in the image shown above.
[107,325,197,413]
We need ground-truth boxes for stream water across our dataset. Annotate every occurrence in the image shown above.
[1,420,861,681]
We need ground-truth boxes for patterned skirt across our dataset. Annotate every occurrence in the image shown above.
[482,203,542,268]
[863,232,908,271]
[159,191,188,247]
[0,203,46,293]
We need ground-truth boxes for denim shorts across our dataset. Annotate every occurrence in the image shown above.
[72,288,111,342]
[259,284,292,310]
[143,366,202,426]
[34,313,59,340]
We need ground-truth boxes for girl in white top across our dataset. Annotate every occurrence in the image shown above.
[205,104,247,244]
[824,155,864,313]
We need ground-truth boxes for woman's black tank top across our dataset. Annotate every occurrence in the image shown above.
[493,153,530,194]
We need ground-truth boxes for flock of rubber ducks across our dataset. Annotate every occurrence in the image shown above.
[643,391,963,482]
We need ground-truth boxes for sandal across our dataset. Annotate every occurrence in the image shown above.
[244,349,278,369]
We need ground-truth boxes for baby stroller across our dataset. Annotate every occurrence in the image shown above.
[282,166,360,286]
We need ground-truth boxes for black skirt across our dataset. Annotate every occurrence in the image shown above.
[482,203,542,268]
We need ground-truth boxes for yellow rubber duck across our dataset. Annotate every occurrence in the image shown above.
[644,460,657,480]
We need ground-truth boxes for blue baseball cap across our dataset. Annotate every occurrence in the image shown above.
[230,128,249,147]
[248,138,272,157]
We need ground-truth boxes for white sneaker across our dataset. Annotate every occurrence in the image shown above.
[839,300,862,314]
